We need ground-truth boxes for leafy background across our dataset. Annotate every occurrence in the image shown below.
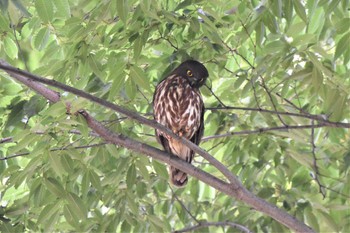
[0,0,349,232]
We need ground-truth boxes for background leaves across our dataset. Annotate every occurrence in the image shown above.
[0,0,349,232]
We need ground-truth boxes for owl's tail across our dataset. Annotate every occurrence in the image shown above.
[168,140,194,187]
[170,166,188,187]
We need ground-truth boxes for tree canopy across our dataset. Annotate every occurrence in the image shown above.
[0,0,349,232]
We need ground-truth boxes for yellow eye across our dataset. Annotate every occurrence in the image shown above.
[187,70,193,77]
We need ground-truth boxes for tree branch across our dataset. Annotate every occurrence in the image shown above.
[0,59,239,187]
[170,186,200,224]
[202,124,327,141]
[0,60,315,233]
[206,106,350,128]
[173,221,253,233]
[0,142,107,161]
[310,121,326,198]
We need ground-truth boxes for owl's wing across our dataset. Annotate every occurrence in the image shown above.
[155,131,171,153]
[190,104,205,146]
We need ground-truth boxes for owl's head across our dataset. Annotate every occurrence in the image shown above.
[172,60,209,88]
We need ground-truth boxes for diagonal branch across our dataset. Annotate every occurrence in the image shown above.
[0,59,315,233]
[0,59,239,187]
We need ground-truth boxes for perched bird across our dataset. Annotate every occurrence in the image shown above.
[153,60,208,187]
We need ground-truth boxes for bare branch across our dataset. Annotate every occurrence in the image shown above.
[204,84,227,107]
[0,61,60,103]
[0,60,316,233]
[173,221,253,233]
[0,60,239,187]
[0,142,107,161]
[206,106,350,128]
[310,121,326,198]
[202,124,326,141]
[259,76,288,127]
[0,137,13,144]
[170,186,200,224]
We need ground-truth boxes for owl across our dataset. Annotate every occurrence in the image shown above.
[153,60,208,187]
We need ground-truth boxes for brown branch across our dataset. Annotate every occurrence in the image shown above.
[0,61,60,103]
[0,60,239,187]
[0,60,315,233]
[0,137,13,144]
[206,106,350,128]
[173,221,252,233]
[310,121,326,198]
[259,76,288,127]
[79,109,314,232]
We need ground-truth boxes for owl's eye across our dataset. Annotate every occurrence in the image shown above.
[187,70,193,77]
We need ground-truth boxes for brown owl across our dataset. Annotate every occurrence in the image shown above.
[153,60,208,187]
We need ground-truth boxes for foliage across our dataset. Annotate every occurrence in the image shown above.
[0,0,349,232]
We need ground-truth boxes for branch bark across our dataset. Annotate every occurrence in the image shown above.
[0,60,315,233]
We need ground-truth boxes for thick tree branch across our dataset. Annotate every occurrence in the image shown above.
[0,60,238,186]
[0,60,315,233]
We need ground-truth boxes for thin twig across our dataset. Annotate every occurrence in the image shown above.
[0,142,107,161]
[9,16,29,71]
[310,120,326,198]
[260,76,288,126]
[173,221,253,233]
[205,106,348,128]
[204,84,227,107]
[202,124,326,141]
[170,186,200,224]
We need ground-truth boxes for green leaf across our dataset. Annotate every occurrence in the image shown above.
[4,37,18,59]
[334,32,350,61]
[325,0,341,14]
[5,100,26,129]
[293,0,307,23]
[88,54,105,78]
[126,163,136,189]
[63,205,80,228]
[53,0,70,18]
[152,160,168,180]
[49,152,66,178]
[37,202,61,226]
[33,27,50,50]
[66,192,87,220]
[308,8,324,34]
[125,75,137,100]
[12,0,31,17]
[130,65,151,93]
[0,0,9,12]
[116,0,128,23]
[133,37,143,60]
[148,215,165,228]
[23,95,46,118]
[135,159,150,181]
[35,0,54,23]
[44,178,67,198]
[89,169,102,191]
